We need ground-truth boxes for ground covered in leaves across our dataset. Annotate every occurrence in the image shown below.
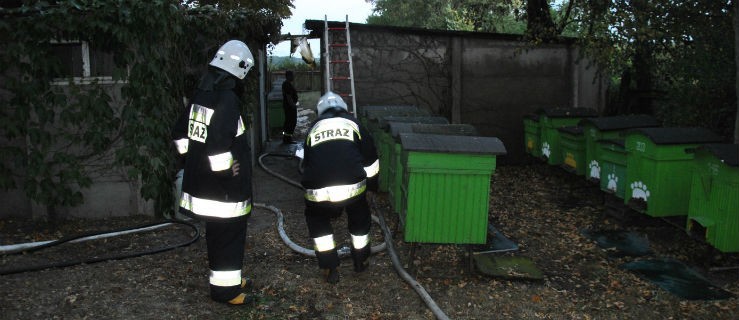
[1,158,737,319]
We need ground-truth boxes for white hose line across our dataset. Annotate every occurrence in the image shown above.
[254,202,386,257]
[257,153,304,189]
[375,207,451,320]
[0,222,176,254]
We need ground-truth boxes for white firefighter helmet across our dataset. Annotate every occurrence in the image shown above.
[316,91,348,115]
[209,40,254,79]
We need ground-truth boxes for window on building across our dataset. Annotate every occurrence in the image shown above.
[49,40,123,85]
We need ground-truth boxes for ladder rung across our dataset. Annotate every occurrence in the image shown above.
[328,27,346,31]
[330,60,350,64]
[337,93,353,97]
[329,44,348,47]
[330,76,351,80]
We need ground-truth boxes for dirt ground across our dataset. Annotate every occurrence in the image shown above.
[1,145,738,319]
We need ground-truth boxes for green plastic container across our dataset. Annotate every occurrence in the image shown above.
[267,90,284,136]
[399,133,506,244]
[597,139,628,198]
[687,144,739,253]
[523,114,542,158]
[624,127,723,217]
[557,126,586,175]
[374,116,448,192]
[579,115,661,182]
[387,123,477,214]
[539,107,598,165]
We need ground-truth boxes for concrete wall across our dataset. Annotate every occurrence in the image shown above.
[0,82,158,219]
[309,21,607,164]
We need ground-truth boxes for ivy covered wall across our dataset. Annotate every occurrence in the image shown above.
[0,0,284,219]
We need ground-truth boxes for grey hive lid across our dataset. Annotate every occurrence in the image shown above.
[597,139,626,147]
[579,115,661,131]
[389,123,478,138]
[379,115,449,129]
[411,124,478,136]
[696,144,739,167]
[400,133,507,155]
[388,122,416,138]
[365,108,430,121]
[359,105,418,117]
[539,107,598,118]
[557,126,583,135]
[627,127,723,145]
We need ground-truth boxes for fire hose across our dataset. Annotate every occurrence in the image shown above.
[0,219,200,276]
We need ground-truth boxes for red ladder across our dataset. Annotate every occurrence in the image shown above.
[323,15,357,114]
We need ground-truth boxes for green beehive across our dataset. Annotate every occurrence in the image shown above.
[523,114,542,157]
[362,108,429,138]
[597,139,628,198]
[624,128,723,217]
[399,133,506,244]
[375,116,448,192]
[361,108,431,191]
[557,126,586,175]
[539,107,598,165]
[579,115,661,182]
[686,144,739,253]
[387,123,477,215]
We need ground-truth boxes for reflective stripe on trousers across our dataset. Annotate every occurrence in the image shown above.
[351,233,369,249]
[210,269,241,287]
[313,234,335,252]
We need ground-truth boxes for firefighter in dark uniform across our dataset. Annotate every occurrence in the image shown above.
[171,40,255,305]
[281,70,299,144]
[300,91,379,284]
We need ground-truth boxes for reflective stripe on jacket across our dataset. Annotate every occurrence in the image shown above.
[305,180,366,202]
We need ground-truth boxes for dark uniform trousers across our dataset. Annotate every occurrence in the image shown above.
[304,193,371,269]
[206,217,248,302]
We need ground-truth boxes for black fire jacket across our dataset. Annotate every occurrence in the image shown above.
[172,74,252,221]
[301,108,379,202]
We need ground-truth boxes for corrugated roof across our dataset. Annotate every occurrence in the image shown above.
[303,20,577,44]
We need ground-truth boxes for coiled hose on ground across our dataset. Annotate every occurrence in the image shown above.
[0,219,200,276]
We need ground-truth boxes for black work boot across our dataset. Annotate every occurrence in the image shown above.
[316,249,340,283]
[322,268,340,284]
[351,246,371,273]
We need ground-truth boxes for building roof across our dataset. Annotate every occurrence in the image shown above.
[303,19,577,44]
